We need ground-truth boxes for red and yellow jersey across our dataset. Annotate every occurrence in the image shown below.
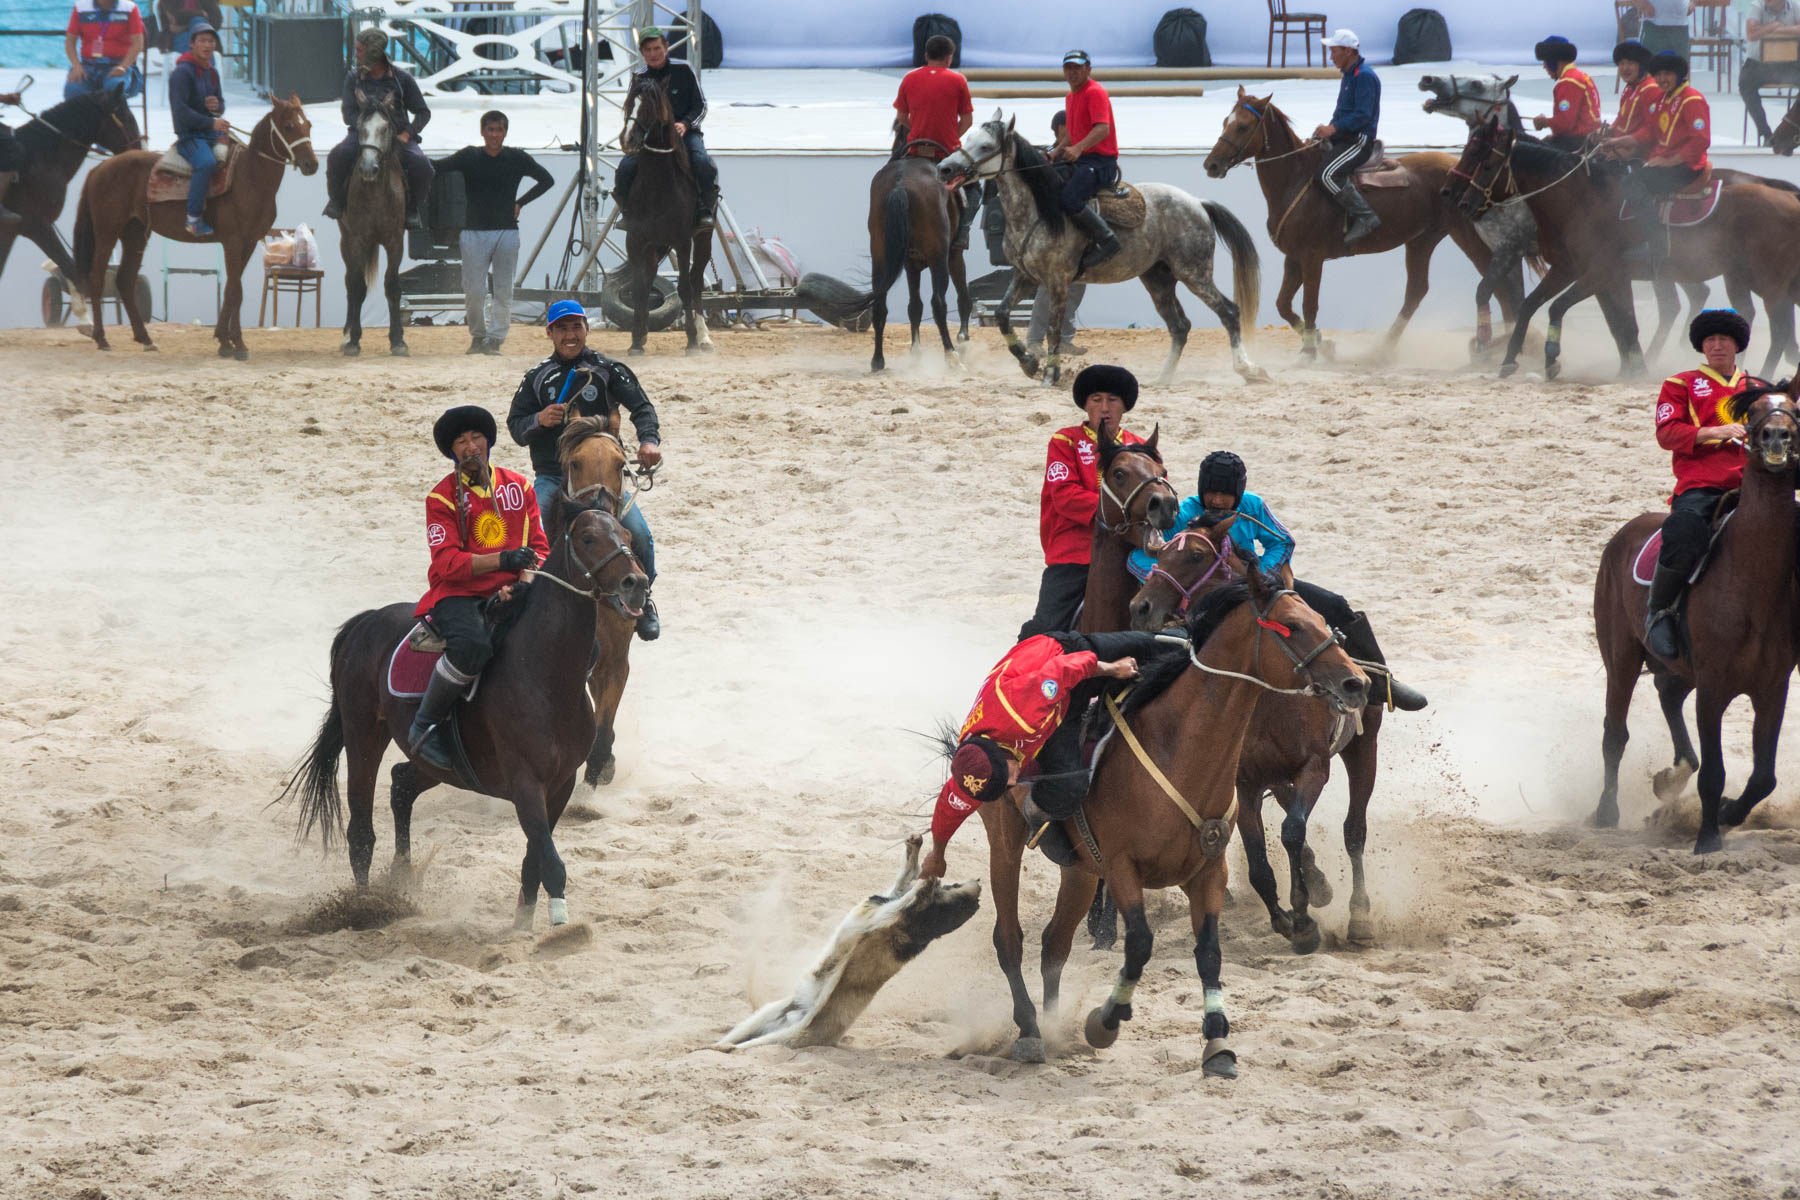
[958,635,1101,764]
[414,464,551,615]
[1653,83,1711,172]
[1039,423,1144,565]
[1611,76,1664,153]
[1549,65,1603,139]
[1655,366,1749,495]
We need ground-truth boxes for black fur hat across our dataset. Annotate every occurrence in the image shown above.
[1072,363,1139,411]
[1612,40,1652,67]
[433,405,497,459]
[1690,309,1750,353]
[1197,450,1247,501]
[1534,36,1577,64]
[1648,51,1688,80]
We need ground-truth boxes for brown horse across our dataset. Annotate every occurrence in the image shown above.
[1129,520,1383,952]
[73,95,317,358]
[557,416,638,786]
[1077,427,1178,635]
[1447,117,1800,380]
[1592,383,1800,854]
[1204,88,1504,360]
[619,77,714,356]
[978,560,1369,1070]
[280,494,648,927]
[861,131,970,373]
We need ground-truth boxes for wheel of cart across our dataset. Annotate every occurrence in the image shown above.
[599,272,684,333]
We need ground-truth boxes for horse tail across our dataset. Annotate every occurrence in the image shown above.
[874,181,912,302]
[73,185,96,279]
[1203,199,1260,343]
[272,611,367,850]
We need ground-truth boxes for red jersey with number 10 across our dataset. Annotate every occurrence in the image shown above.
[1655,366,1749,496]
[414,465,551,615]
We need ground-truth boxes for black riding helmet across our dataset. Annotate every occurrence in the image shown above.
[1072,363,1138,411]
[1648,51,1689,82]
[433,405,497,459]
[1534,36,1577,65]
[1689,308,1751,353]
[1612,40,1652,68]
[1197,450,1247,504]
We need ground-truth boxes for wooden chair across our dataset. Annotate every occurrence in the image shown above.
[1266,0,1326,69]
[258,228,324,327]
[1743,35,1800,143]
[1690,0,1738,92]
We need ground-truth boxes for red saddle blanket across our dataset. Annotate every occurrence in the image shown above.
[1619,179,1722,227]
[386,624,480,701]
[1632,531,1661,586]
[147,141,239,207]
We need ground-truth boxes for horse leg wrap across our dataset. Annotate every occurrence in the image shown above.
[1109,976,1137,1009]
[1204,987,1225,1015]
[548,898,569,926]
[1546,323,1562,354]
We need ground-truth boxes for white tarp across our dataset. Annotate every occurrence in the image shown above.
[703,1,1622,69]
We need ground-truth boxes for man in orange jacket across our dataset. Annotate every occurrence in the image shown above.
[409,405,550,771]
[920,628,1163,879]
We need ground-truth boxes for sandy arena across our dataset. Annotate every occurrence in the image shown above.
[3,321,1798,1200]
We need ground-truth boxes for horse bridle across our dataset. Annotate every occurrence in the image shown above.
[241,111,313,169]
[1187,586,1349,708]
[532,514,644,616]
[1429,78,1508,126]
[1144,527,1236,617]
[1745,396,1800,465]
[1447,124,1515,219]
[1214,100,1318,168]
[1097,447,1177,542]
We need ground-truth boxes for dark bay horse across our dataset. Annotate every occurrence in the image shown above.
[1078,427,1178,636]
[978,562,1369,1071]
[1130,519,1383,952]
[940,112,1263,386]
[73,95,317,358]
[1204,88,1505,361]
[862,130,970,373]
[0,90,142,304]
[1592,383,1800,854]
[557,416,637,787]
[619,77,713,356]
[337,92,407,356]
[1447,117,1800,380]
[279,496,648,928]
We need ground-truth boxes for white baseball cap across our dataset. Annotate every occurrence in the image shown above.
[1321,29,1360,49]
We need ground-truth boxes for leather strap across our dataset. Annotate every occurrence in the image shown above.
[1104,689,1237,858]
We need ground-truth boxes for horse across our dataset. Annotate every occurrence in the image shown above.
[618,77,713,357]
[337,90,408,357]
[1129,519,1383,952]
[556,416,638,787]
[1077,427,1178,636]
[1769,92,1800,156]
[1203,89,1506,362]
[1591,382,1800,855]
[860,129,970,374]
[72,95,317,358]
[0,90,142,313]
[939,111,1264,387]
[1416,73,1537,353]
[278,494,649,928]
[1445,117,1800,380]
[977,559,1369,1070]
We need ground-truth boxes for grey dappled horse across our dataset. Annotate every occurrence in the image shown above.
[337,94,408,356]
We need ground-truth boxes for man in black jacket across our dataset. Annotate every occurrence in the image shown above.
[507,299,665,640]
[436,110,555,354]
[613,26,718,230]
[323,27,434,227]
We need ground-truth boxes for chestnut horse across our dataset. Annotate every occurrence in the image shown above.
[978,558,1368,1071]
[1592,382,1800,854]
[279,496,648,928]
[862,130,970,373]
[1078,427,1179,636]
[1204,88,1504,361]
[73,95,318,358]
[1130,519,1383,952]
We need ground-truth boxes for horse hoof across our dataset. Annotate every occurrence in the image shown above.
[1269,910,1295,938]
[627,346,645,357]
[1089,934,1116,952]
[142,343,159,352]
[1592,801,1620,830]
[217,344,233,358]
[1652,764,1694,802]
[1347,913,1376,946]
[1545,359,1561,381]
[390,343,410,357]
[1084,1007,1120,1049]
[1718,799,1750,829]
[233,349,250,362]
[597,757,616,786]
[1243,365,1272,384]
[548,898,569,926]
[1497,361,1518,379]
[1009,1037,1047,1064]
[1303,869,1334,908]
[1290,921,1321,956]
[1017,355,1040,377]
[512,903,536,932]
[1694,831,1723,855]
[341,343,361,357]
[1201,1041,1238,1079]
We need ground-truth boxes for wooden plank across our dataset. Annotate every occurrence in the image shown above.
[970,84,1209,99]
[960,67,1336,82]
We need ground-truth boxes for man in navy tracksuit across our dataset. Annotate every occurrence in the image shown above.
[1313,28,1381,245]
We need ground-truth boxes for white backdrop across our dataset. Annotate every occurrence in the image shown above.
[703,1,1621,68]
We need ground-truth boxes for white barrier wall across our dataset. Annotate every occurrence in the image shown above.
[703,1,1621,69]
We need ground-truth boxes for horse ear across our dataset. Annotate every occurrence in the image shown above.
[1237,84,1247,98]
[1503,74,1518,91]
[1005,112,1016,136]
[1145,424,1161,454]
[991,106,1004,124]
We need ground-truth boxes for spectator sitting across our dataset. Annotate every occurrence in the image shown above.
[1741,0,1800,144]
[155,0,222,54]
[64,0,145,101]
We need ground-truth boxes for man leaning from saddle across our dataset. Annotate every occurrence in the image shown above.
[507,299,664,641]
[892,32,978,249]
[409,405,549,773]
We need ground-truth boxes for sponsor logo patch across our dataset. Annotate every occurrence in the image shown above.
[1041,679,1059,700]
[427,524,447,547]
[580,384,599,403]
[1046,461,1071,483]
[1692,378,1712,398]
[1657,402,1677,423]
[1076,442,1096,464]
[948,793,973,812]
[1557,99,1570,111]
[1693,118,1705,130]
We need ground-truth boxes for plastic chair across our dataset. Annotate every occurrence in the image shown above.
[1266,0,1326,69]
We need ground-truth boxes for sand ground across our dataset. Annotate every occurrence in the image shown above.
[2,320,1798,1200]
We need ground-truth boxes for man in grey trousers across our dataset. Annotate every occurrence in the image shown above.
[435,110,555,354]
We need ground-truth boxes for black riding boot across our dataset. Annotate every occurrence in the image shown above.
[952,185,980,250]
[695,182,719,231]
[1645,561,1686,659]
[1335,184,1381,245]
[0,172,21,228]
[1069,206,1121,273]
[636,595,660,641]
[407,658,473,773]
[405,187,429,231]
[322,169,348,221]
[1338,612,1428,711]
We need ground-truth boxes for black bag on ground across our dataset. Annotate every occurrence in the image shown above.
[912,13,962,67]
[1392,8,1452,64]
[1153,8,1211,68]
[665,10,724,68]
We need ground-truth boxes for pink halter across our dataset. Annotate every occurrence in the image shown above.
[1146,527,1236,616]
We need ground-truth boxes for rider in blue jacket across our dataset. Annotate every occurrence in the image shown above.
[168,20,226,236]
[1315,29,1382,245]
[1129,450,1428,711]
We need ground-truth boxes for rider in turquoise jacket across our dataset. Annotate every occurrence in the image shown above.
[1130,450,1428,711]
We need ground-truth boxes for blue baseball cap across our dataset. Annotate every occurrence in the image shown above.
[546,299,587,325]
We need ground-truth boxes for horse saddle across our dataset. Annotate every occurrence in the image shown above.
[148,140,238,206]
[1631,496,1738,587]
[902,137,951,162]
[1353,143,1411,190]
[1095,183,1147,229]
[1619,172,1722,227]
[386,622,481,700]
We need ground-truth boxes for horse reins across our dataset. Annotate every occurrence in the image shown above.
[1145,527,1235,617]
[532,520,643,616]
[1188,587,1346,702]
[232,114,312,169]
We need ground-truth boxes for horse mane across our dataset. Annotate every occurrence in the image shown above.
[1006,130,1065,234]
[1726,378,1787,423]
[1508,136,1578,177]
[1116,577,1259,721]
[556,414,622,464]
